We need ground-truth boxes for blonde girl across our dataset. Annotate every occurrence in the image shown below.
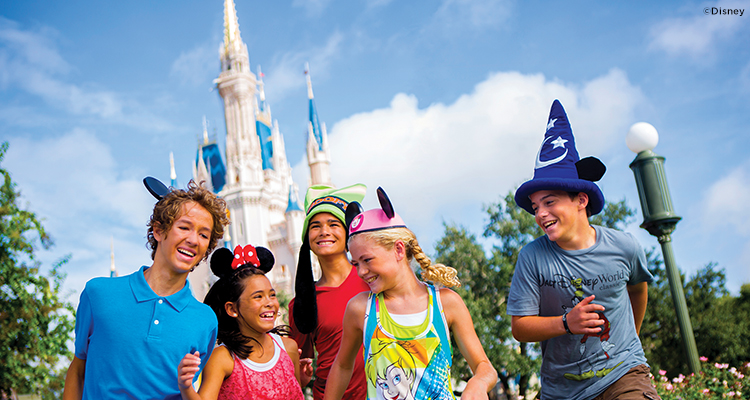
[324,187,497,400]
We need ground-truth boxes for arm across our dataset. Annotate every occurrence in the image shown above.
[441,289,497,399]
[288,298,315,387]
[322,293,367,400]
[627,282,648,335]
[511,295,606,342]
[62,356,86,400]
[178,346,233,400]
[282,337,303,386]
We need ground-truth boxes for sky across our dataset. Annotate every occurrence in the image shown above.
[1,0,749,306]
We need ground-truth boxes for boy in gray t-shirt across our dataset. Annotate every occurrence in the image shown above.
[507,100,660,400]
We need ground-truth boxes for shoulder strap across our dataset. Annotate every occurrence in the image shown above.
[362,292,379,359]
[429,285,452,354]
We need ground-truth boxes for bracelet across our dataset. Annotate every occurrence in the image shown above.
[562,313,572,335]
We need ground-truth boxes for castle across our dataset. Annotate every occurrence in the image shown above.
[185,0,334,300]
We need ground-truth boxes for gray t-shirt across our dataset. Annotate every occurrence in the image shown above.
[507,225,653,400]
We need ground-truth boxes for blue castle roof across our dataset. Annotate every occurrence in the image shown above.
[256,120,274,170]
[197,143,226,193]
[309,98,324,151]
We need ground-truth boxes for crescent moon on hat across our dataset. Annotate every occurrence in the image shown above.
[535,136,568,169]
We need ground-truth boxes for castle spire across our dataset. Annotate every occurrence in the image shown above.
[223,0,242,55]
[109,237,118,277]
[169,152,177,188]
[202,116,209,145]
[305,63,332,186]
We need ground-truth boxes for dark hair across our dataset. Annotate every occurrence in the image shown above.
[567,191,593,218]
[147,179,229,261]
[204,246,289,359]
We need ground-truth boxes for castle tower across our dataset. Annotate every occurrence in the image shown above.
[187,0,302,298]
[305,64,332,186]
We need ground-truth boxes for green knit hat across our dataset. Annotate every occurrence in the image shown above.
[293,183,366,334]
[301,184,367,242]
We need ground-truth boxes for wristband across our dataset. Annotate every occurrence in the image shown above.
[562,313,572,335]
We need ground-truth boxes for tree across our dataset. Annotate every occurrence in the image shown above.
[0,142,75,399]
[435,191,635,399]
[640,258,750,376]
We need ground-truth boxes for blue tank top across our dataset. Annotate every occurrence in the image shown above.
[362,284,455,400]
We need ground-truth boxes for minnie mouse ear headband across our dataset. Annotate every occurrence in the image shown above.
[143,176,171,200]
[210,244,274,279]
[346,187,407,236]
[514,100,606,215]
[294,183,366,334]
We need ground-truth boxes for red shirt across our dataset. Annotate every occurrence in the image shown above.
[290,267,369,400]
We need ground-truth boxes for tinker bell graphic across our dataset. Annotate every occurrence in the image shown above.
[559,275,622,381]
[366,340,420,400]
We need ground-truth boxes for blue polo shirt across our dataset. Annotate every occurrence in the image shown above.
[74,266,218,400]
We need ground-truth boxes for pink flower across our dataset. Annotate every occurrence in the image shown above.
[665,383,673,391]
[700,356,709,362]
[728,391,735,397]
[703,388,710,394]
[659,369,667,376]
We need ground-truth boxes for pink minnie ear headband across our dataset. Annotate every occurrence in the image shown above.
[345,187,407,236]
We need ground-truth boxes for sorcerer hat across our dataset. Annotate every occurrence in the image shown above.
[293,183,366,334]
[514,99,606,215]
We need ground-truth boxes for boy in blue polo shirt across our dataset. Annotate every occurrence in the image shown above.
[63,179,229,400]
[507,100,660,400]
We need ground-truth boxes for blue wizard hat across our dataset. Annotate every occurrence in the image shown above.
[514,100,606,215]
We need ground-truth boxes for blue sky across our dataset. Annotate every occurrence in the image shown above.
[1,0,749,304]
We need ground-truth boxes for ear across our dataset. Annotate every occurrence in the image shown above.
[225,301,238,318]
[577,192,590,211]
[153,223,165,243]
[393,240,406,262]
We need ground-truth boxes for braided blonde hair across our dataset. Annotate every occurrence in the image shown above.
[351,227,460,288]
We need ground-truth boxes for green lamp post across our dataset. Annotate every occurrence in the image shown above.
[627,122,700,374]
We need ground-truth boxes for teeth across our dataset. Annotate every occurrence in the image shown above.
[178,248,195,257]
[365,276,376,283]
[260,312,275,318]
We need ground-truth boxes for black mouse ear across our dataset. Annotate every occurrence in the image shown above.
[345,201,364,230]
[576,157,607,182]
[143,176,170,200]
[255,247,275,273]
[376,187,395,219]
[209,247,234,279]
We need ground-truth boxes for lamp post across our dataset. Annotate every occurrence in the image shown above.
[627,122,700,374]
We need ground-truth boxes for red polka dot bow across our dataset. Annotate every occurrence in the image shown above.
[231,244,260,269]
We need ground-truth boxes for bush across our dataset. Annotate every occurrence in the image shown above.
[652,357,749,399]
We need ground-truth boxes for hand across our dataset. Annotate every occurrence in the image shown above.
[460,377,490,400]
[299,350,313,387]
[177,351,201,390]
[566,295,606,335]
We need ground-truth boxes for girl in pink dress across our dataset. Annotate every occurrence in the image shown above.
[177,244,304,400]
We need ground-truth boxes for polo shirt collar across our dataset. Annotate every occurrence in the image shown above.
[130,266,194,312]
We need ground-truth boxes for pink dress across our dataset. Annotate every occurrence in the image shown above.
[217,333,304,400]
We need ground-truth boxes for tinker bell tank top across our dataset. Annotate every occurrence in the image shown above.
[363,284,455,400]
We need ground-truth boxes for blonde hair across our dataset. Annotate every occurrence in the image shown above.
[351,227,459,287]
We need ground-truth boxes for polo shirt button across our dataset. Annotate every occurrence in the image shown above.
[158,299,163,304]
[154,320,160,325]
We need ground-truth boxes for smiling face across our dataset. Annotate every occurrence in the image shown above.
[349,234,403,294]
[227,274,279,336]
[153,201,213,275]
[307,212,347,257]
[376,364,414,400]
[530,190,590,250]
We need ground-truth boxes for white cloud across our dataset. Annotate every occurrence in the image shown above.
[4,130,156,302]
[648,0,749,58]
[263,32,344,102]
[169,43,217,87]
[702,164,750,234]
[292,68,643,245]
[0,17,174,131]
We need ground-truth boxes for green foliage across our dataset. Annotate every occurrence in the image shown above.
[0,142,76,398]
[641,257,750,376]
[652,358,750,399]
